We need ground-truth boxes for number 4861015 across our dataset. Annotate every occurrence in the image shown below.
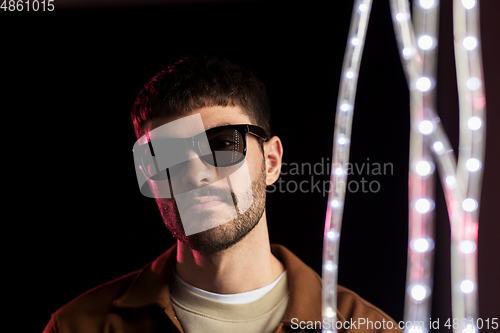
[1,0,55,11]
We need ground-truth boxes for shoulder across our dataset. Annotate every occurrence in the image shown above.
[337,285,403,331]
[271,244,402,332]
[44,270,140,333]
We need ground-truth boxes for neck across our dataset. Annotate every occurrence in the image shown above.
[175,214,285,294]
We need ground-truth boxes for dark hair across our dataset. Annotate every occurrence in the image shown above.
[131,56,271,139]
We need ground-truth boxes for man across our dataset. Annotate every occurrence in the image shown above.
[44,56,402,332]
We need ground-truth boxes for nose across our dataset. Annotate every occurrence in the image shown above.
[180,148,218,187]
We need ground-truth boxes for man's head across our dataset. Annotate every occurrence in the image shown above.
[131,56,271,139]
[131,56,282,254]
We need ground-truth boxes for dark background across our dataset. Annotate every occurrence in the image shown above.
[1,0,498,331]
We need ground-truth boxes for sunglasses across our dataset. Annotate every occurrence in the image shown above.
[134,124,268,180]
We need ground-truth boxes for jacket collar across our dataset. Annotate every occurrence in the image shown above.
[113,244,345,328]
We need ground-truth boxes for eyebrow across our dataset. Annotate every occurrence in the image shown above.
[205,122,233,130]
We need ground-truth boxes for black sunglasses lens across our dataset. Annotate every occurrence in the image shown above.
[201,127,246,167]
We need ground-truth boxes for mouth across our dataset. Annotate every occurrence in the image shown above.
[179,196,226,212]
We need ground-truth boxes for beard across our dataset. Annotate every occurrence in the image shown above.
[155,161,267,255]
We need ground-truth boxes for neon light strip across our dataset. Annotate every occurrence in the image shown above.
[322,1,372,332]
[388,0,486,331]
[451,0,485,331]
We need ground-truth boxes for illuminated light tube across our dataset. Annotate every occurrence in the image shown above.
[322,1,373,331]
[388,0,439,331]
[325,0,485,331]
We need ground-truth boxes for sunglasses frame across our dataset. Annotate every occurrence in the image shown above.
[134,124,269,180]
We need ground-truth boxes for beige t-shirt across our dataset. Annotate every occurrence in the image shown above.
[170,272,289,333]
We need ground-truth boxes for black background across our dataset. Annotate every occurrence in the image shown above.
[1,0,499,332]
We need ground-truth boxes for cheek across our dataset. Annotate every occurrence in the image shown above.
[245,143,265,181]
[148,179,173,199]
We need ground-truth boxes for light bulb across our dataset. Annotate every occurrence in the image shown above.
[334,167,343,176]
[465,158,481,172]
[402,47,414,58]
[462,198,478,212]
[327,230,339,239]
[415,161,433,176]
[415,198,433,214]
[433,141,444,153]
[396,12,410,21]
[340,102,352,112]
[468,116,482,130]
[411,285,427,301]
[462,324,477,333]
[416,77,432,92]
[462,0,476,10]
[325,307,335,318]
[460,280,474,293]
[445,175,456,186]
[418,35,434,50]
[463,36,477,50]
[460,240,476,254]
[324,260,336,271]
[330,199,341,208]
[337,135,348,145]
[409,328,424,333]
[418,120,434,134]
[358,3,368,12]
[351,37,359,46]
[345,70,354,79]
[420,0,435,9]
[413,238,430,252]
[466,77,481,90]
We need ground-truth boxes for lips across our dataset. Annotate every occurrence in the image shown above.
[179,196,225,212]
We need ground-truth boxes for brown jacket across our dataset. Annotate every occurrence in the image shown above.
[43,244,403,333]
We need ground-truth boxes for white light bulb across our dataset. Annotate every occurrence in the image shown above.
[334,167,343,176]
[418,35,434,50]
[413,238,430,252]
[418,120,434,134]
[416,77,432,92]
[415,198,433,214]
[460,280,475,293]
[327,230,338,239]
[340,102,352,112]
[411,285,427,301]
[337,135,348,145]
[433,141,444,153]
[460,240,476,254]
[420,0,435,9]
[468,116,482,130]
[462,0,476,10]
[351,37,359,46]
[462,198,478,212]
[330,199,341,208]
[466,158,481,172]
[402,47,414,59]
[409,328,424,333]
[396,12,410,21]
[463,324,477,333]
[445,175,456,186]
[346,70,354,79]
[358,4,368,12]
[325,260,336,271]
[415,161,433,176]
[466,77,482,90]
[325,307,335,318]
[463,36,478,50]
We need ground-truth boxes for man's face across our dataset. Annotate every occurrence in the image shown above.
[142,106,267,254]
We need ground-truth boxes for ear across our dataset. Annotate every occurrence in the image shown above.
[263,136,283,186]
